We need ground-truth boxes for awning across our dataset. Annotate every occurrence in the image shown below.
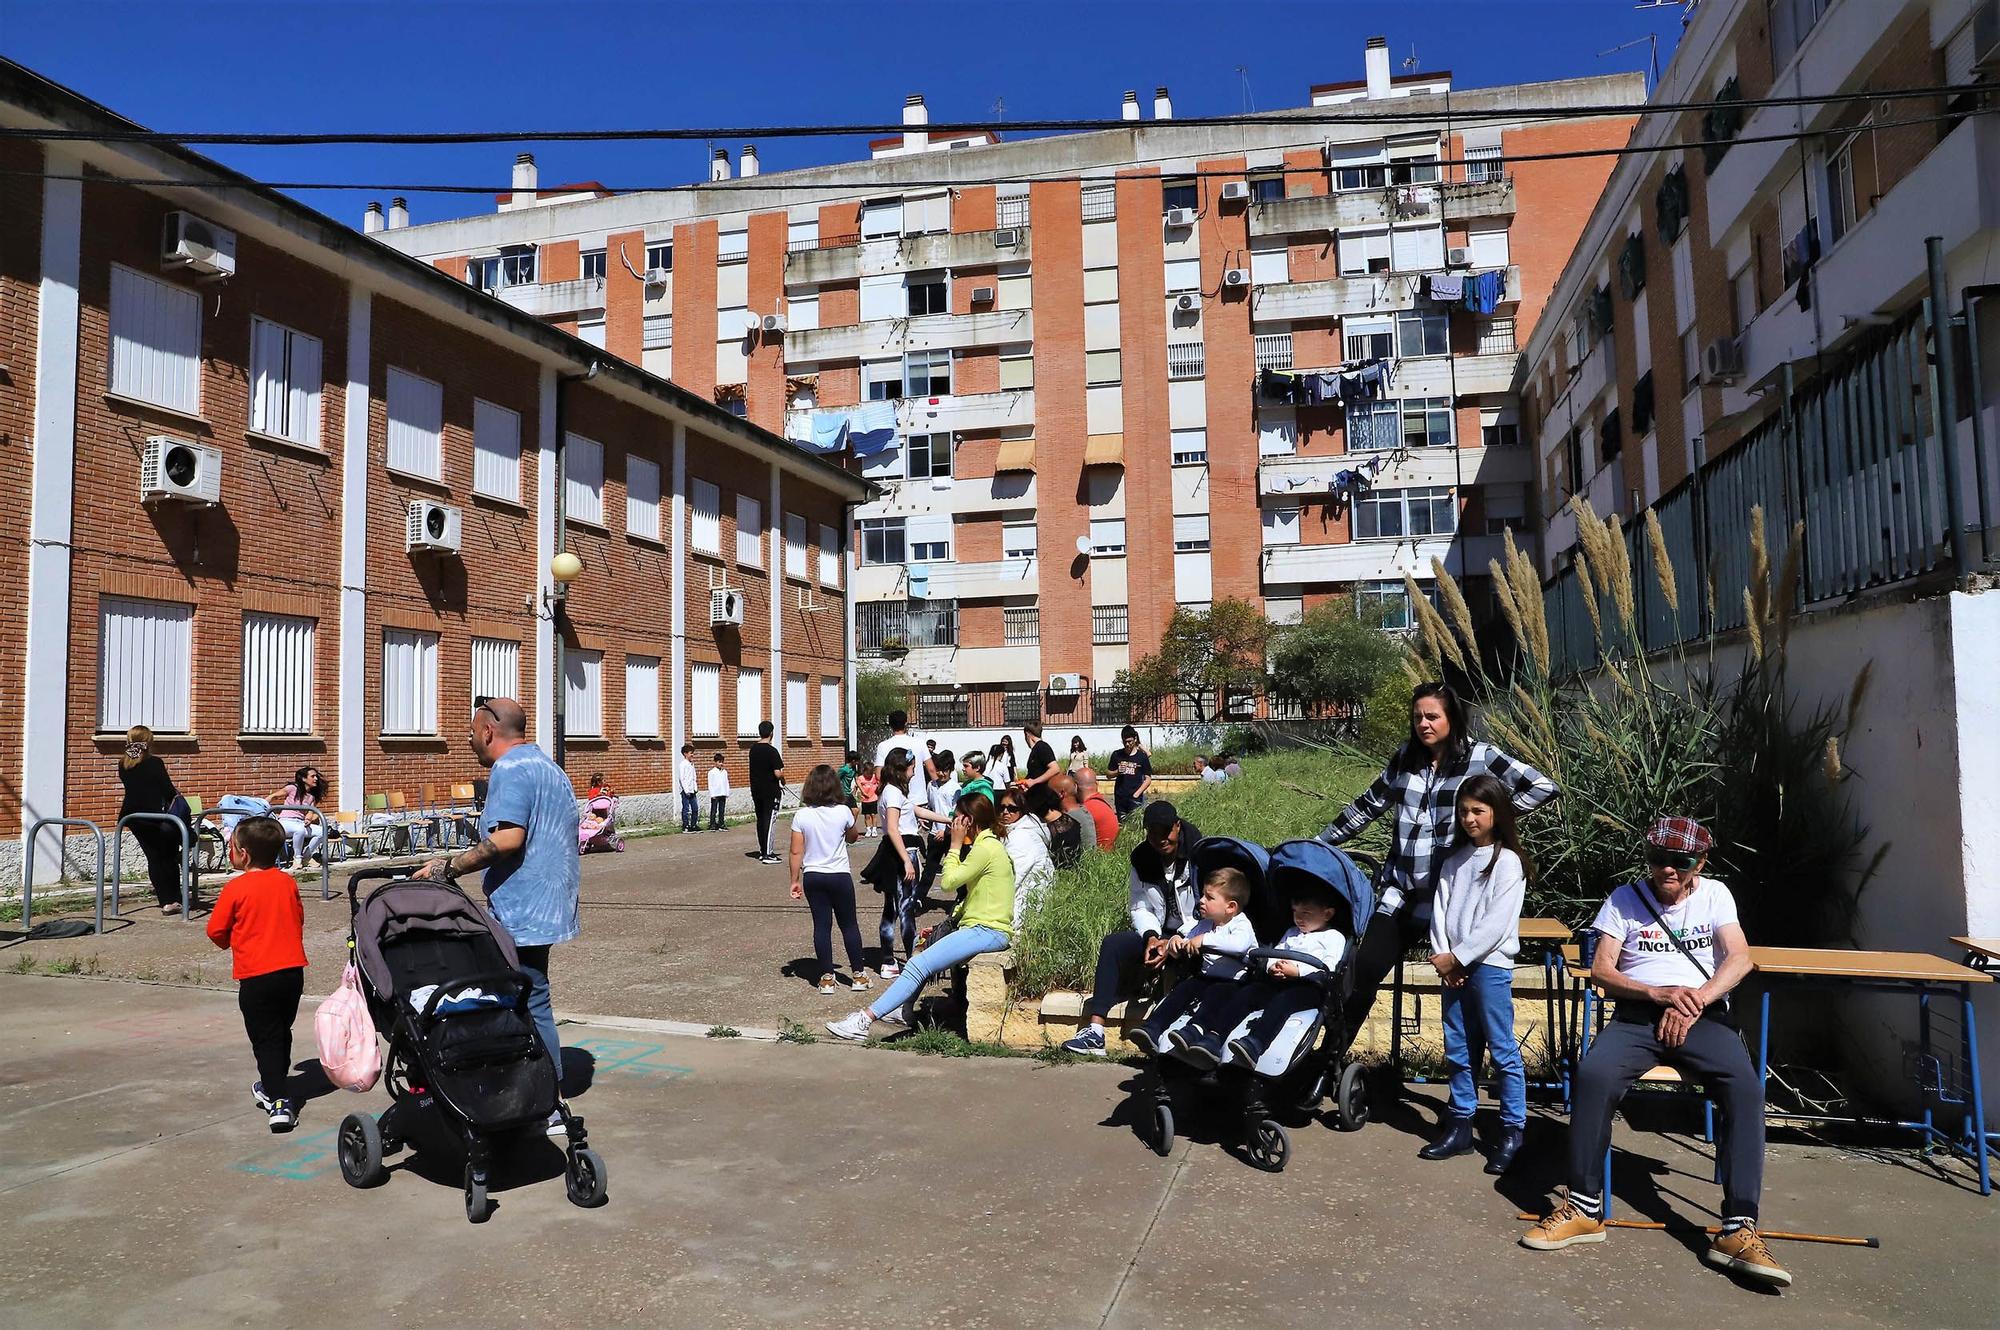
[994,437,1037,472]
[1084,433,1125,467]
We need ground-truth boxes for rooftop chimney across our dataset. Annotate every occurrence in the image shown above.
[1153,86,1172,120]
[903,93,929,154]
[363,201,384,234]
[710,148,731,182]
[511,152,537,195]
[387,197,409,230]
[1365,36,1391,100]
[740,143,760,177]
[1121,90,1141,122]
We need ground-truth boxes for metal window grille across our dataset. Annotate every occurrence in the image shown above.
[1004,606,1040,645]
[1167,343,1206,380]
[1092,604,1129,645]
[1003,687,1041,725]
[1254,334,1294,372]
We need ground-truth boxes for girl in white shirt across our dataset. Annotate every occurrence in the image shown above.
[865,750,922,979]
[789,764,868,994]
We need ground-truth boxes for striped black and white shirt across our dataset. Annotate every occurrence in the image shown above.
[1318,741,1557,915]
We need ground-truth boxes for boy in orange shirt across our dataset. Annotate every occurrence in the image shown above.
[206,816,309,1132]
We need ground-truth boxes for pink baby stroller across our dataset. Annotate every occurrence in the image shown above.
[579,792,623,853]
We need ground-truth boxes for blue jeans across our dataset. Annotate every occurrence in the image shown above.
[1440,961,1524,1128]
[869,925,1008,1018]
[679,792,699,831]
[516,944,564,1088]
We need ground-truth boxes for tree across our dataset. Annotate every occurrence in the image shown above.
[1268,596,1408,722]
[855,665,906,752]
[1118,599,1271,726]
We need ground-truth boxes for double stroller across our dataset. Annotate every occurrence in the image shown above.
[1136,837,1377,1172]
[335,867,607,1222]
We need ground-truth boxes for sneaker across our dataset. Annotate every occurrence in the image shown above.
[1127,1027,1160,1056]
[546,1099,572,1138]
[819,973,839,996]
[846,973,872,992]
[252,1081,276,1113]
[1061,1025,1107,1057]
[762,855,783,865]
[1170,1030,1222,1070]
[879,961,902,980]
[1706,1226,1792,1287]
[826,1009,874,1041]
[1520,1202,1606,1251]
[267,1099,296,1133]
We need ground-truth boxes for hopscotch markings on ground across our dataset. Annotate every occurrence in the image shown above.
[233,1127,339,1181]
[571,1037,696,1081]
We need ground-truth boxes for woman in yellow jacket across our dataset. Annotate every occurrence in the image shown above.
[826,791,1015,1039]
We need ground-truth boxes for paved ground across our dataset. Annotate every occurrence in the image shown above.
[1,975,1994,1329]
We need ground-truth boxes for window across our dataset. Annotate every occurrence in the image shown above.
[903,192,950,235]
[1681,328,1702,391]
[818,523,842,586]
[624,654,660,738]
[1171,428,1208,465]
[1394,396,1453,448]
[784,512,808,578]
[580,249,607,281]
[718,228,749,263]
[820,677,842,738]
[1086,349,1122,385]
[562,649,603,738]
[1599,409,1624,464]
[645,242,673,272]
[786,673,809,738]
[1468,226,1510,269]
[1250,240,1290,285]
[564,433,604,525]
[908,513,951,563]
[736,668,763,734]
[906,272,948,316]
[1165,258,1202,293]
[1082,268,1119,304]
[1261,505,1301,546]
[1093,604,1129,645]
[625,455,661,541]
[690,478,721,555]
[1162,181,1198,212]
[903,348,951,396]
[471,636,519,705]
[1167,343,1206,380]
[1477,316,1517,355]
[1565,429,1587,494]
[859,518,906,565]
[1480,405,1521,449]
[787,288,819,331]
[1344,315,1394,362]
[248,317,322,447]
[1397,308,1449,358]
[904,432,953,482]
[858,599,958,651]
[1483,483,1527,535]
[472,399,522,502]
[1730,264,1756,336]
[1770,0,1830,76]
[240,611,314,735]
[1390,153,1440,186]
[1346,400,1400,452]
[1004,606,1040,645]
[578,318,607,349]
[863,358,902,401]
[1000,347,1035,390]
[997,270,1033,310]
[1002,521,1037,561]
[381,628,439,736]
[1359,579,1432,631]
[386,367,444,480]
[1172,514,1211,552]
[1825,131,1860,245]
[97,596,191,733]
[1267,597,1303,627]
[787,218,818,251]
[1258,412,1298,458]
[1354,486,1457,539]
[860,198,903,237]
[1080,182,1115,221]
[1331,142,1388,192]
[736,493,764,566]
[691,662,721,736]
[1089,518,1127,556]
[1390,225,1444,272]
[1465,146,1503,182]
[1631,372,1656,437]
[1339,229,1391,277]
[1250,174,1286,202]
[1617,232,1647,300]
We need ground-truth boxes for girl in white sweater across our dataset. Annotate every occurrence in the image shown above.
[1420,772,1530,1175]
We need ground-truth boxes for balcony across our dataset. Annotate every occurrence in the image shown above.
[785,237,863,284]
[1250,186,1441,238]
[920,556,1038,601]
[898,388,1035,433]
[497,276,606,319]
[1393,351,1518,397]
[784,307,1034,363]
[1260,532,1505,586]
[1258,444,1530,498]
[1440,175,1517,221]
[1252,264,1520,323]
[784,227,1032,285]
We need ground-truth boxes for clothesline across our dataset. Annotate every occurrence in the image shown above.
[1258,356,1395,408]
[792,399,897,456]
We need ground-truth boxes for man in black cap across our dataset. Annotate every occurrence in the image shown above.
[1061,800,1203,1056]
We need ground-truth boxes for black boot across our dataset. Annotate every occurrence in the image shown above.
[1418,1115,1476,1160]
[1484,1125,1524,1175]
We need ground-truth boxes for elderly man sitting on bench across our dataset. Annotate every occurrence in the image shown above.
[1521,815,1790,1288]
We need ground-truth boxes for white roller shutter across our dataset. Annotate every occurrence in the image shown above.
[98,596,193,733]
[241,611,315,735]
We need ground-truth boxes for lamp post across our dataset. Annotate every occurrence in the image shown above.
[550,359,600,769]
[549,550,582,767]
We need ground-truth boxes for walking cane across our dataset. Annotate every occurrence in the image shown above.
[1511,1212,1879,1247]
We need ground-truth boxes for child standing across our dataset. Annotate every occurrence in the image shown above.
[838,750,860,804]
[855,761,881,837]
[1125,867,1259,1058]
[707,753,731,831]
[1421,772,1530,1173]
[205,816,308,1133]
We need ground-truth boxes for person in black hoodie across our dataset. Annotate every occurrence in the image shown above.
[117,725,189,914]
[1060,801,1202,1056]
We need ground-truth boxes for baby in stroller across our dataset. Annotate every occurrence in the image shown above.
[578,774,623,854]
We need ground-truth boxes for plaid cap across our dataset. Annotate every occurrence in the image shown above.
[1645,815,1713,854]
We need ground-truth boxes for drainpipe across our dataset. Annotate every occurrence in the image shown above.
[1925,236,1969,585]
[1959,284,1997,569]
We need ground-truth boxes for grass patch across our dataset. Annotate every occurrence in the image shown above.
[9,952,35,974]
[1009,747,1378,1000]
[775,1016,817,1045]
[871,1026,1027,1059]
[705,1024,742,1039]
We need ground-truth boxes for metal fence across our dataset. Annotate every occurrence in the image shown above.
[896,685,1356,733]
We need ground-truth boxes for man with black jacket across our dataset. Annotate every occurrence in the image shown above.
[1060,801,1203,1056]
[747,721,786,865]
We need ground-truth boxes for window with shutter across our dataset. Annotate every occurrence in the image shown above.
[473,399,522,502]
[470,636,520,704]
[98,596,193,734]
[737,668,763,735]
[381,629,439,736]
[786,674,808,738]
[565,433,605,525]
[627,455,661,541]
[109,265,201,414]
[1655,168,1690,244]
[818,524,841,586]
[736,494,764,566]
[566,649,604,737]
[241,612,315,735]
[249,317,322,447]
[1617,233,1647,300]
[690,478,721,554]
[785,513,808,578]
[385,367,444,480]
[692,662,721,736]
[820,677,842,738]
[625,655,660,737]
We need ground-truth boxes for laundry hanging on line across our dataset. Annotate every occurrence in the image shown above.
[1258,356,1395,407]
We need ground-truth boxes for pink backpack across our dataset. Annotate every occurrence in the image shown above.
[314,963,382,1092]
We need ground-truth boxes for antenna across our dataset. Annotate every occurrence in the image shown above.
[1597,33,1662,95]
[990,95,1006,123]
[1235,65,1254,114]
[1402,44,1420,74]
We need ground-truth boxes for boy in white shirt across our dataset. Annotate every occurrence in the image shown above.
[706,753,730,831]
[1125,867,1259,1059]
[912,748,959,895]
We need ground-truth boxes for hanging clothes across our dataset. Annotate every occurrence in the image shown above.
[848,400,897,456]
[1427,272,1464,303]
[1259,368,1297,404]
[1462,269,1504,315]
[806,412,851,453]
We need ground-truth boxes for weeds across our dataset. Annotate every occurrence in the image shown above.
[9,952,34,973]
[776,1016,817,1045]
[873,1027,1025,1059]
[705,1024,742,1039]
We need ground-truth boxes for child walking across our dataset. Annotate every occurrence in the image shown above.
[855,761,881,837]
[707,753,731,830]
[1420,772,1530,1174]
[205,815,308,1133]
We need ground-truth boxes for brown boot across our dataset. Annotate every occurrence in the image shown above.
[1706,1225,1792,1287]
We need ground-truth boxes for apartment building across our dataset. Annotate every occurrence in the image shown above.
[0,60,868,879]
[380,39,1640,729]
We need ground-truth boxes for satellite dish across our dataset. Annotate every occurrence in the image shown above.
[1075,535,1092,556]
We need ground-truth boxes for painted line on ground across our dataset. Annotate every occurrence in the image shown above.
[560,1011,781,1042]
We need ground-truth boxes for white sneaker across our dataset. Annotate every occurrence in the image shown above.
[880,961,902,979]
[825,1009,874,1041]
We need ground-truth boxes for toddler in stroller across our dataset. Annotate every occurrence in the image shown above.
[1131,838,1376,1171]
[578,774,623,854]
[334,867,607,1223]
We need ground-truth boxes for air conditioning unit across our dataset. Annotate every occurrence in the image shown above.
[761,313,787,334]
[643,268,671,287]
[1703,335,1745,385]
[140,436,222,506]
[161,211,237,279]
[1175,292,1202,313]
[993,227,1021,248]
[1446,246,1473,268]
[970,285,996,304]
[710,587,744,627]
[1165,207,1198,228]
[1047,672,1086,694]
[405,500,462,554]
[1222,268,1250,288]
[1219,181,1251,203]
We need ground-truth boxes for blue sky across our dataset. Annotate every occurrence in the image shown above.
[3,1,1690,227]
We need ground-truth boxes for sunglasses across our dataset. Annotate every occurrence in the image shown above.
[1646,848,1702,871]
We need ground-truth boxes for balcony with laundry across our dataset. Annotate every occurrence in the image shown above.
[785,307,1033,363]
[1252,264,1519,323]
[1248,174,1515,238]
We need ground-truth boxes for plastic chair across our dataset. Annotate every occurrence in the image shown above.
[182,795,226,874]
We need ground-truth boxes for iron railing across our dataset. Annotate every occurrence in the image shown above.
[1167,343,1206,380]
[1254,334,1295,372]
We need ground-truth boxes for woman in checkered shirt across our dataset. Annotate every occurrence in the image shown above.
[1319,681,1557,1036]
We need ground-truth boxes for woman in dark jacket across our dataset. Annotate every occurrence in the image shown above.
[117,725,188,914]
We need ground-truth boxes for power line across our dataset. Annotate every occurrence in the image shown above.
[2,81,1987,147]
[5,107,1981,197]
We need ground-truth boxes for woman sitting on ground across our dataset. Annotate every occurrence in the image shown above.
[826,791,1015,1040]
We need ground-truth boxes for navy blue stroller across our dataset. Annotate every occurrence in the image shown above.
[1138,838,1376,1171]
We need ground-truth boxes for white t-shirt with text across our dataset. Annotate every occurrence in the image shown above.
[792,805,855,876]
[1591,876,1739,990]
